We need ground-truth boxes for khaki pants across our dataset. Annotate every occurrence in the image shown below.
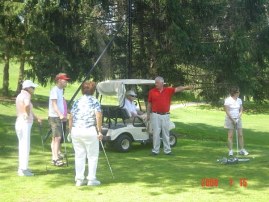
[150,113,171,154]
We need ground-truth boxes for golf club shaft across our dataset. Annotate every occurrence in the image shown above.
[38,123,48,172]
[100,140,114,179]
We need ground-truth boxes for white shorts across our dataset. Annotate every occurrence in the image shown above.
[224,117,242,129]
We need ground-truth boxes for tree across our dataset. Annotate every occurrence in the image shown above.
[0,0,25,96]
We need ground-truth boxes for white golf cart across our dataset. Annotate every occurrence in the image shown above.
[97,79,177,152]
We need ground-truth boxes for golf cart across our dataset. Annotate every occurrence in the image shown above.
[97,79,177,152]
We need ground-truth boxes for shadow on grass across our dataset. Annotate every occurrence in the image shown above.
[1,113,268,196]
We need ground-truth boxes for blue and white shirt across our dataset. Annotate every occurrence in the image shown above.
[71,95,101,128]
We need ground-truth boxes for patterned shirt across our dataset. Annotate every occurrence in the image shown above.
[71,95,101,128]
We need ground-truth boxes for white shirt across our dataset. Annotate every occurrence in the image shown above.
[123,98,137,117]
[224,96,242,118]
[48,86,64,117]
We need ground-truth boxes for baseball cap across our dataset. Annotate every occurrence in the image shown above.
[55,73,70,81]
[126,90,137,97]
[22,80,38,89]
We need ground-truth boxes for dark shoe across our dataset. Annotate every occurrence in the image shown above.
[151,152,158,156]
[58,153,65,160]
[53,159,65,167]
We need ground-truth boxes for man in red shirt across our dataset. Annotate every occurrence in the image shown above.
[147,76,193,155]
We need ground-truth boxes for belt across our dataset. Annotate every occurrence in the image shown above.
[152,112,170,115]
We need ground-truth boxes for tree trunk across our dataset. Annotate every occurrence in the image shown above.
[16,56,25,95]
[2,53,10,96]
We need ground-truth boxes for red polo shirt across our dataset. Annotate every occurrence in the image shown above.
[148,87,175,113]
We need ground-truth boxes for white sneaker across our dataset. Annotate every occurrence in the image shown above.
[239,149,249,156]
[87,179,101,186]
[18,169,34,176]
[75,179,87,187]
[228,150,233,156]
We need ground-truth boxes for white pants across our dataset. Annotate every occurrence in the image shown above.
[71,127,99,181]
[151,113,171,154]
[15,118,33,170]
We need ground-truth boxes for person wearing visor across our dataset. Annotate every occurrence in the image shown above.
[48,73,70,166]
[15,80,42,176]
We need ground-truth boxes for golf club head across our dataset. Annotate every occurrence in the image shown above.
[217,157,239,164]
[238,158,250,162]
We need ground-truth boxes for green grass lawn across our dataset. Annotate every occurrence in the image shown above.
[0,101,269,201]
[0,63,269,201]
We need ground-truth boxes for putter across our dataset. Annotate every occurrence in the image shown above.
[61,122,69,167]
[38,123,48,172]
[217,157,238,164]
[100,140,115,179]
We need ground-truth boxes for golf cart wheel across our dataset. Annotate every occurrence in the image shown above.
[169,132,177,147]
[114,134,132,152]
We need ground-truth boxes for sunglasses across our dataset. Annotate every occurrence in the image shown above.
[130,95,136,97]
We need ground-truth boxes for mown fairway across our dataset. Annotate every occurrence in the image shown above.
[0,66,269,201]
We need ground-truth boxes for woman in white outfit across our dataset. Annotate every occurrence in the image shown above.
[224,86,249,156]
[15,80,42,176]
[69,81,103,186]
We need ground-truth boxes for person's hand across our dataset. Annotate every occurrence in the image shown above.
[233,118,239,125]
[37,117,42,124]
[97,132,103,141]
[59,114,65,120]
[23,113,29,120]
[188,85,195,90]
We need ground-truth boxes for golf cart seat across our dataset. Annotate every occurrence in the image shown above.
[102,105,131,127]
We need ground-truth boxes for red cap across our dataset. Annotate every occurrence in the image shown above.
[55,73,70,81]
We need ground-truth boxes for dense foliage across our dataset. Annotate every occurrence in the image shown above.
[1,0,269,103]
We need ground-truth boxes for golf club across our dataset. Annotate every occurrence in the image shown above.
[38,123,48,172]
[61,122,69,167]
[100,140,115,179]
[217,118,250,164]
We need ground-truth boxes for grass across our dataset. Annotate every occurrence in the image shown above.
[0,62,269,201]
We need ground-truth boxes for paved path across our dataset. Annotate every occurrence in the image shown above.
[170,102,205,110]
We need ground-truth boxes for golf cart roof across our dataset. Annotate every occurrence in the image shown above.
[97,79,155,106]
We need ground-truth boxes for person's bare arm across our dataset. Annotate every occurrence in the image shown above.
[239,105,243,118]
[224,105,236,124]
[52,99,64,120]
[69,114,73,130]
[96,111,103,140]
[175,85,193,93]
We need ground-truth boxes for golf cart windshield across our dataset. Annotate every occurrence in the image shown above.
[97,79,155,107]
